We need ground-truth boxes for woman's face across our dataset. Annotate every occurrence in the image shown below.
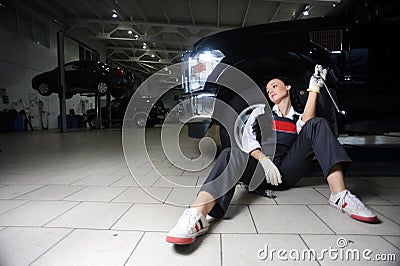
[266,78,291,104]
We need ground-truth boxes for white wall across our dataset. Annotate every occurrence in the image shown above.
[0,5,106,130]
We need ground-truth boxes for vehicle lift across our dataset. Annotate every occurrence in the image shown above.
[57,30,111,131]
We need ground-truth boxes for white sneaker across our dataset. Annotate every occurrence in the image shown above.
[166,208,209,245]
[329,189,377,222]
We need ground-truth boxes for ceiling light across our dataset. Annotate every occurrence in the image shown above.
[111,10,118,19]
[128,30,133,35]
[303,10,309,16]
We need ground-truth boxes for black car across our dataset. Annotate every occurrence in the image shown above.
[31,60,134,99]
[179,0,400,148]
[86,96,166,129]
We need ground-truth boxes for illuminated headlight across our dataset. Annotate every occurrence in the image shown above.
[182,49,225,93]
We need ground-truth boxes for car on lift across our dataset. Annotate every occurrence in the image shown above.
[179,0,400,149]
[31,60,134,99]
[85,95,166,129]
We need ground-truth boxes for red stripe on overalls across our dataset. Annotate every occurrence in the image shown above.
[272,120,297,134]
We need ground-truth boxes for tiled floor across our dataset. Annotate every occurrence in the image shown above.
[0,128,399,265]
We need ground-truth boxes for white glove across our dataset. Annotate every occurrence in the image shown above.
[307,64,327,93]
[259,156,282,186]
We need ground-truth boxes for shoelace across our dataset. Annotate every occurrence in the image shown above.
[337,190,364,211]
[177,209,200,231]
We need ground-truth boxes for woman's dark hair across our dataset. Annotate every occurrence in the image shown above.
[262,75,304,113]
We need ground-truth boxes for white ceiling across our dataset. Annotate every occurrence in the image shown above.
[10,0,343,75]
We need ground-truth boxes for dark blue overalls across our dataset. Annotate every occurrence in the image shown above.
[200,108,351,219]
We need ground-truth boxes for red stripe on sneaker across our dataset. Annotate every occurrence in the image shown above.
[195,224,199,232]
[342,202,348,208]
[166,236,195,245]
[350,214,378,223]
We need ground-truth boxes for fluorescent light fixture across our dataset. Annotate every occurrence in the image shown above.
[111,10,118,18]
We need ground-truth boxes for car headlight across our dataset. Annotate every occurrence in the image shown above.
[182,49,225,93]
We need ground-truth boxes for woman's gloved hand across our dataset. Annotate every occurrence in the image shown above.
[307,64,327,93]
[259,156,282,186]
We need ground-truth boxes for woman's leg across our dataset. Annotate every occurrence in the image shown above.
[191,191,216,216]
[327,162,377,222]
[166,147,253,245]
[273,117,351,190]
[275,117,376,222]
[326,163,346,194]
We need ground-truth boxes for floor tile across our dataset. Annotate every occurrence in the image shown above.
[110,175,139,186]
[197,176,208,186]
[0,201,78,226]
[230,187,277,205]
[128,164,154,177]
[0,200,27,214]
[0,184,45,199]
[110,168,131,177]
[144,167,185,178]
[63,186,127,202]
[125,232,221,266]
[31,229,143,266]
[182,167,213,177]
[361,177,400,188]
[33,173,90,185]
[171,161,208,173]
[308,205,400,235]
[222,234,318,265]
[0,173,49,184]
[77,166,122,175]
[209,205,257,233]
[112,203,187,231]
[16,185,85,200]
[45,202,132,229]
[374,188,400,205]
[126,171,161,187]
[151,159,173,168]
[370,206,400,224]
[274,187,328,205]
[164,187,200,205]
[71,174,124,186]
[250,205,334,234]
[382,236,400,249]
[152,175,199,188]
[0,227,72,266]
[341,177,376,188]
[294,176,329,188]
[301,234,400,265]
[112,187,172,203]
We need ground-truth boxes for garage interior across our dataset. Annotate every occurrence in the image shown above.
[0,0,399,265]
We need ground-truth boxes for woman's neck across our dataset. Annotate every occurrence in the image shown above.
[277,98,292,117]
